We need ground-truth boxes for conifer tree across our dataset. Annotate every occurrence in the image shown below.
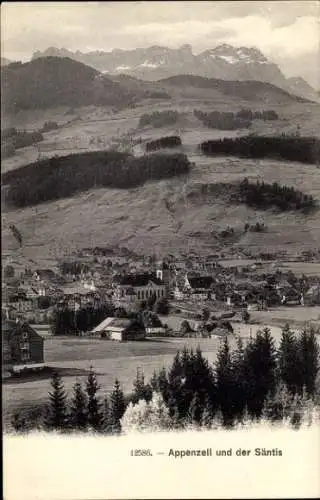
[243,328,277,418]
[215,337,235,427]
[298,327,319,397]
[86,368,103,432]
[231,336,246,421]
[150,370,159,392]
[278,324,301,394]
[167,351,184,419]
[103,396,113,434]
[158,367,170,403]
[200,395,214,429]
[262,382,293,423]
[110,378,126,433]
[189,391,202,424]
[45,371,68,431]
[132,368,152,404]
[70,381,88,431]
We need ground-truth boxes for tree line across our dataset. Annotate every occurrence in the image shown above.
[200,136,320,164]
[50,296,170,336]
[139,110,179,128]
[2,127,44,158]
[50,305,115,335]
[3,150,191,208]
[145,136,182,152]
[11,325,319,433]
[238,178,316,212]
[194,109,279,131]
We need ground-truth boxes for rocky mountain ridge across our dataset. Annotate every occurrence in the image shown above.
[30,44,318,102]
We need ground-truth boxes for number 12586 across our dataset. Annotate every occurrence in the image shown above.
[130,449,152,456]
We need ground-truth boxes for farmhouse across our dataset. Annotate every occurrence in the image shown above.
[91,317,146,341]
[114,273,167,303]
[184,275,215,300]
[2,319,44,374]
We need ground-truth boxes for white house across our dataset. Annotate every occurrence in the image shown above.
[91,317,146,341]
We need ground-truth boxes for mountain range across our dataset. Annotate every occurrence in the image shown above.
[1,56,308,115]
[30,44,318,102]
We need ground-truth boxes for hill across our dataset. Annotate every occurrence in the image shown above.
[2,151,320,262]
[160,75,308,105]
[1,57,141,114]
[31,44,318,101]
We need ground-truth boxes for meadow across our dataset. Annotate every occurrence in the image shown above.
[5,318,316,425]
[2,336,221,424]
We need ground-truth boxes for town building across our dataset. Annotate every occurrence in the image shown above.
[91,317,146,341]
[2,319,44,374]
[184,275,215,301]
[114,273,167,305]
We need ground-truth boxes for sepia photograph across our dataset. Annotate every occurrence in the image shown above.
[2,1,320,499]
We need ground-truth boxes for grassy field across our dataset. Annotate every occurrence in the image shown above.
[2,336,223,422]
[5,317,313,424]
[251,306,320,327]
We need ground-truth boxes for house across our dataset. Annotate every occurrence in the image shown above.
[114,273,167,303]
[33,269,57,282]
[184,275,215,301]
[2,319,44,374]
[303,285,320,306]
[91,317,146,341]
[142,312,167,336]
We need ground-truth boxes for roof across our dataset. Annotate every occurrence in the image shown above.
[2,319,42,343]
[92,317,132,333]
[35,269,56,278]
[188,276,214,289]
[118,273,164,287]
[62,286,93,296]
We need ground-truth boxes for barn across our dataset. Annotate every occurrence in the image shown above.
[91,317,146,341]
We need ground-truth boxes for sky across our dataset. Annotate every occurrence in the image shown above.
[1,1,319,87]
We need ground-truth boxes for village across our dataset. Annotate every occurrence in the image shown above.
[2,245,320,376]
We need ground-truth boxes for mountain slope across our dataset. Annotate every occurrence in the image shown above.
[286,77,320,102]
[159,75,307,104]
[1,57,141,114]
[31,44,317,101]
[3,154,320,261]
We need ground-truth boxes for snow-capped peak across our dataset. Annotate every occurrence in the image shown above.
[204,44,270,65]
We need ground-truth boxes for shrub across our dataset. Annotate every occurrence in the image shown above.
[121,392,172,433]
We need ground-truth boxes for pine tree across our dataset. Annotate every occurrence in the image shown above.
[86,368,103,432]
[132,368,152,404]
[262,382,293,423]
[158,367,170,403]
[231,336,246,422]
[215,337,235,427]
[298,327,319,397]
[201,395,214,429]
[189,391,202,425]
[69,381,88,431]
[278,324,301,394]
[149,370,159,392]
[243,328,277,418]
[110,378,126,433]
[45,371,68,431]
[103,396,113,434]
